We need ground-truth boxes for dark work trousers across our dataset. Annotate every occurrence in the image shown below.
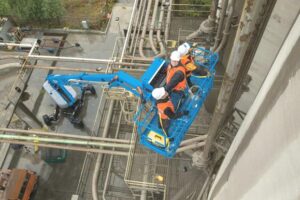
[171,90,186,111]
[187,76,193,88]
[158,117,170,136]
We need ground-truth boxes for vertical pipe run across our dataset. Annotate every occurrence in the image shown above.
[214,0,236,53]
[164,0,173,42]
[92,101,114,200]
[157,0,167,54]
[140,152,150,200]
[212,0,229,51]
[139,0,153,58]
[149,0,160,54]
[186,0,218,40]
[200,0,271,165]
[129,0,144,54]
[132,0,147,56]
[120,0,139,59]
[102,105,123,200]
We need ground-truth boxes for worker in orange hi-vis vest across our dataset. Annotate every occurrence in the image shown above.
[152,87,189,137]
[178,43,208,89]
[164,51,188,94]
[157,51,189,108]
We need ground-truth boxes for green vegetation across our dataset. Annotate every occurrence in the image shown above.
[0,0,64,24]
[175,0,211,17]
[0,0,10,16]
[0,0,115,29]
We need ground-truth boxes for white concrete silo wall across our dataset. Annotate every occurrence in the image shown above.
[208,11,300,200]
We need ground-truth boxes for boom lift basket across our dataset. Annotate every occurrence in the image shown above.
[136,48,219,157]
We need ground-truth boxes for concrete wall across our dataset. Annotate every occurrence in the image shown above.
[208,11,300,200]
[235,0,300,114]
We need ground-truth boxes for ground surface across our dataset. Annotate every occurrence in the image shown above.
[62,0,115,29]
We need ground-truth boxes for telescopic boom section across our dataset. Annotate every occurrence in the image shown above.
[44,71,144,108]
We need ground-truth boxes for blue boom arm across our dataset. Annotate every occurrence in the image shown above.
[45,71,144,108]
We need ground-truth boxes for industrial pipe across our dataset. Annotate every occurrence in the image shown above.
[214,0,236,53]
[180,135,207,146]
[164,0,173,41]
[139,0,153,57]
[92,101,115,200]
[129,0,146,53]
[0,63,21,70]
[141,152,150,200]
[149,0,160,54]
[212,0,229,51]
[102,105,123,200]
[0,128,130,144]
[157,0,167,54]
[0,56,23,60]
[23,64,147,73]
[28,54,149,67]
[0,133,131,149]
[0,43,33,48]
[176,142,205,153]
[186,0,218,40]
[199,0,272,167]
[131,1,147,56]
[0,139,128,156]
[120,0,139,59]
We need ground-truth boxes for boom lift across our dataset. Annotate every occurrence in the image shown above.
[42,47,218,157]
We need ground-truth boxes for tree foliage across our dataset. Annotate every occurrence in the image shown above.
[0,0,64,24]
[0,0,10,16]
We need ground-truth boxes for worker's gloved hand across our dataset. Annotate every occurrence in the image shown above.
[183,110,189,115]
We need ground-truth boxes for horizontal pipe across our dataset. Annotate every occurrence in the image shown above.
[170,9,211,13]
[180,135,207,146]
[0,56,23,60]
[0,43,33,48]
[176,141,205,153]
[0,63,21,70]
[0,128,131,144]
[0,134,131,149]
[28,54,149,67]
[0,139,129,156]
[22,64,147,73]
[172,4,211,7]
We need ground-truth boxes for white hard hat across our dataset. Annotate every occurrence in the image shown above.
[170,51,181,61]
[178,42,191,56]
[152,87,166,100]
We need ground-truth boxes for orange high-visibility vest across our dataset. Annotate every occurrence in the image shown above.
[166,64,187,91]
[157,100,175,120]
[181,55,197,76]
